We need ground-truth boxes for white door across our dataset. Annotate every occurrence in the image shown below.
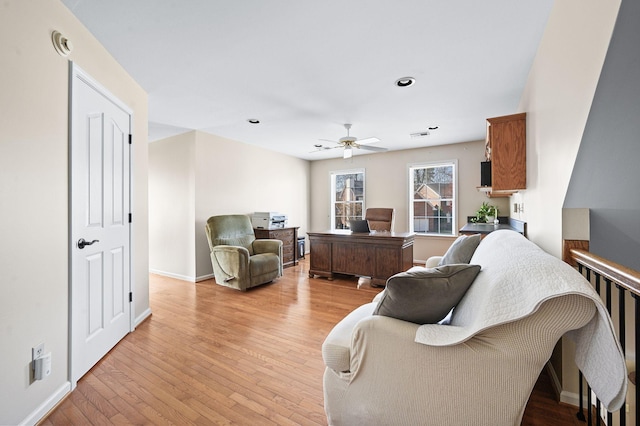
[70,64,132,386]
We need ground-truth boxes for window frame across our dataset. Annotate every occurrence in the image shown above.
[408,160,458,236]
[330,168,365,230]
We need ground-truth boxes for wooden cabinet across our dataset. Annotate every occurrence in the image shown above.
[254,227,299,268]
[481,112,526,197]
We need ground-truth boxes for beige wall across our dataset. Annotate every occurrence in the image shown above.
[309,140,509,261]
[149,130,311,281]
[515,0,621,405]
[514,0,620,258]
[0,1,149,424]
[149,132,196,279]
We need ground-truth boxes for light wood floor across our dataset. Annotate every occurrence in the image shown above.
[42,258,586,425]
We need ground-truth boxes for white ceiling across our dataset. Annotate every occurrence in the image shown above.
[61,0,554,160]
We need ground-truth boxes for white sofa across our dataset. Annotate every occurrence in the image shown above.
[322,230,627,426]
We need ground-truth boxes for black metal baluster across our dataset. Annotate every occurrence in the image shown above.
[587,382,593,426]
[577,371,586,421]
[576,261,587,422]
[606,278,612,314]
[635,293,639,426]
[618,285,626,426]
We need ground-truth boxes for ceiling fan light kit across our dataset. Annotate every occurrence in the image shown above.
[343,146,353,159]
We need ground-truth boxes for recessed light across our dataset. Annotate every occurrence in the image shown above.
[395,77,416,87]
[247,118,260,124]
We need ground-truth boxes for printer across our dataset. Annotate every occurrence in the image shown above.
[251,212,288,229]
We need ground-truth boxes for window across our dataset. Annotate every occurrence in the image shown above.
[331,169,365,230]
[409,161,456,235]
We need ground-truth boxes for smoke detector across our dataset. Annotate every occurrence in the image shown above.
[52,31,73,57]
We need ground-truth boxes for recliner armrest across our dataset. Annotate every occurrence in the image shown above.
[212,245,250,260]
[252,239,282,255]
[210,245,251,284]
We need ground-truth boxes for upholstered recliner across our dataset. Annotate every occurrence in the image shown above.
[365,207,394,232]
[205,215,283,291]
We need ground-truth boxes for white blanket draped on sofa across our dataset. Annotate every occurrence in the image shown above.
[415,230,627,411]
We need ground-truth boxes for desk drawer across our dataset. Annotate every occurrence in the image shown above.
[254,227,299,267]
[269,229,294,244]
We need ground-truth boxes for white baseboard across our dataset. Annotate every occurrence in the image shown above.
[135,307,152,327]
[149,268,195,282]
[20,382,71,426]
[195,273,214,282]
[560,390,581,407]
[148,269,214,283]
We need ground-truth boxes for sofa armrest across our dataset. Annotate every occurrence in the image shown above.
[325,315,518,425]
[425,256,442,268]
[372,289,385,303]
[325,295,596,425]
[252,238,282,256]
[322,303,377,373]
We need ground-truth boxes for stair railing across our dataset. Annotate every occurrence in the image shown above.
[570,248,640,426]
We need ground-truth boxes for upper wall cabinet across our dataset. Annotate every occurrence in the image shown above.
[479,112,526,197]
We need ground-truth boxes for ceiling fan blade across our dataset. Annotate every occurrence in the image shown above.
[357,144,388,152]
[310,144,341,153]
[356,137,381,145]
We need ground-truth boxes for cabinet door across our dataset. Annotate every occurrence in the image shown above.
[487,113,526,192]
[375,246,400,279]
[309,240,332,273]
[332,243,374,276]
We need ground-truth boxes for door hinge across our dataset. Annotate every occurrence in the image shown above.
[128,134,132,145]
[128,213,132,223]
[129,292,133,303]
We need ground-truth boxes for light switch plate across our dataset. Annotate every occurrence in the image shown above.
[32,343,44,364]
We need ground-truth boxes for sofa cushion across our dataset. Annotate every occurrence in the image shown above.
[373,264,481,324]
[438,234,482,265]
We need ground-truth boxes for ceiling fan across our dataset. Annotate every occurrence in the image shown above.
[314,123,388,159]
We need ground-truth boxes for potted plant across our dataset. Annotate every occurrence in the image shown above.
[471,202,495,223]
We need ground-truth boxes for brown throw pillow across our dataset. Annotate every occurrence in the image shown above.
[373,264,481,324]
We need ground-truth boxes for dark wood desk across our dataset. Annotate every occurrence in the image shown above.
[308,230,414,286]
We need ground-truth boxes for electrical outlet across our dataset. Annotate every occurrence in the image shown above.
[34,353,52,380]
[32,343,44,364]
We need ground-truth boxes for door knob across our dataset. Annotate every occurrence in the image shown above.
[77,238,99,249]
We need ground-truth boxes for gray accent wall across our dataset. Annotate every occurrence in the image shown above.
[564,0,640,271]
